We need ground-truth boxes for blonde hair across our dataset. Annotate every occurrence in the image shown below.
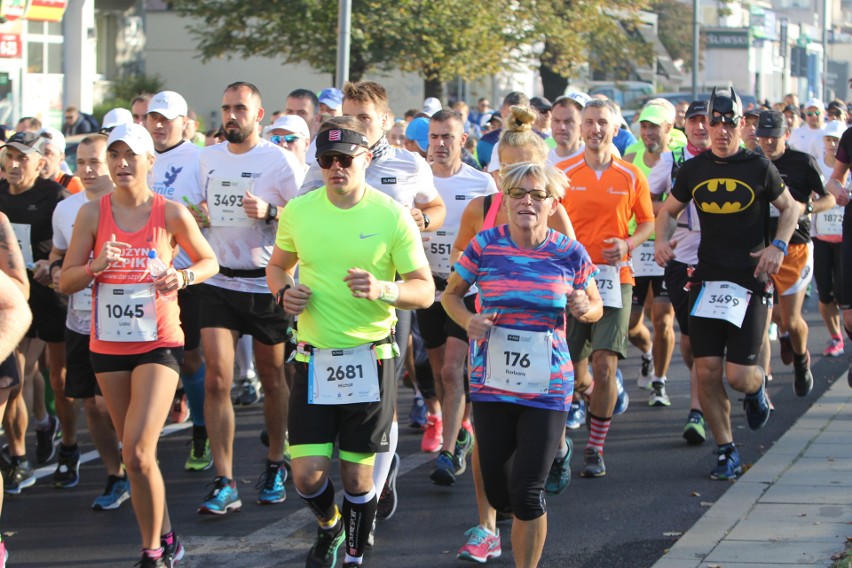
[343,81,390,113]
[498,105,548,165]
[500,161,569,201]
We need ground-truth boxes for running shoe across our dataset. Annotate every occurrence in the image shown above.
[793,351,813,397]
[256,462,287,504]
[648,381,671,407]
[613,369,629,415]
[185,437,213,472]
[162,533,185,567]
[637,354,654,390]
[580,447,605,478]
[710,444,742,480]
[682,410,706,446]
[135,552,168,568]
[408,395,427,429]
[457,525,501,563]
[461,420,474,439]
[768,322,778,341]
[452,429,474,476]
[169,387,190,424]
[544,437,573,495]
[430,450,456,486]
[236,376,262,406]
[366,518,376,548]
[743,377,771,430]
[0,541,6,568]
[565,399,585,430]
[35,415,60,464]
[92,474,130,511]
[3,459,35,494]
[421,415,443,453]
[376,452,399,520]
[259,430,292,470]
[823,338,845,357]
[197,476,242,515]
[779,334,793,365]
[305,524,344,568]
[53,447,81,488]
[848,366,852,389]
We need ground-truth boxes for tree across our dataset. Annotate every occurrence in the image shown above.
[650,0,699,72]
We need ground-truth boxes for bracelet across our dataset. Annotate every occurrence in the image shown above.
[85,259,105,278]
[378,281,400,304]
[178,270,188,290]
[626,239,635,255]
[275,284,291,308]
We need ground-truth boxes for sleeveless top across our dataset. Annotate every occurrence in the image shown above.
[90,193,183,355]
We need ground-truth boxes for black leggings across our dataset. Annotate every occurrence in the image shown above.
[813,238,843,305]
[473,402,567,521]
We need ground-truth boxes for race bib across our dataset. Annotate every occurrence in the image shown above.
[813,206,843,237]
[208,179,252,228]
[308,343,380,405]
[595,264,622,308]
[424,229,456,276]
[632,241,664,278]
[10,223,33,268]
[690,281,751,328]
[70,283,93,312]
[95,283,158,342]
[484,326,552,395]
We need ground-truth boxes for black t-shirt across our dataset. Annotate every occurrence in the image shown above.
[835,126,852,164]
[671,148,785,291]
[769,147,826,245]
[0,177,66,264]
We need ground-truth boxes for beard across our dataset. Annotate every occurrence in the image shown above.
[224,123,251,144]
[645,140,664,154]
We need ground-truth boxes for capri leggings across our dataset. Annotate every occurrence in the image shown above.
[812,238,843,305]
[472,401,567,521]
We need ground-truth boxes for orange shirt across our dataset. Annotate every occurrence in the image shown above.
[556,153,653,285]
[55,173,84,194]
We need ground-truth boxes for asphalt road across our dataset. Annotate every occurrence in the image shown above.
[4,296,848,568]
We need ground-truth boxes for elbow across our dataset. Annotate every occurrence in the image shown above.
[412,281,436,310]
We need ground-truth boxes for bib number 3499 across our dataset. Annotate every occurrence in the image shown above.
[485,327,552,395]
[309,344,381,405]
[690,281,751,328]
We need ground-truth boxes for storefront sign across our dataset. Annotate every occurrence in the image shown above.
[24,0,66,22]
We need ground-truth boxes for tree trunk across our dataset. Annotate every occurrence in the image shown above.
[424,75,445,103]
[540,63,569,102]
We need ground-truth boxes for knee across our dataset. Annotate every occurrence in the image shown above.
[510,484,546,522]
[204,371,232,398]
[122,445,156,476]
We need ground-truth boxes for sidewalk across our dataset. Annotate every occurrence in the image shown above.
[653,373,852,568]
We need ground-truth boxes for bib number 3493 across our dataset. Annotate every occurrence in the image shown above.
[309,344,381,405]
[485,327,552,395]
[95,283,158,341]
[690,281,751,328]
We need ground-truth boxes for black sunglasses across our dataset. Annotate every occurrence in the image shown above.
[317,152,364,169]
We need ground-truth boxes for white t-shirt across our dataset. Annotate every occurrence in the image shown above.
[149,140,204,269]
[199,139,305,293]
[788,125,824,161]
[647,147,700,265]
[52,191,98,334]
[301,145,438,207]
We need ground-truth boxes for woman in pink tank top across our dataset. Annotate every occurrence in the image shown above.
[59,124,218,568]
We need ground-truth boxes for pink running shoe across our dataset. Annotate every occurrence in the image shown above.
[457,525,501,563]
[823,338,845,358]
[421,415,443,453]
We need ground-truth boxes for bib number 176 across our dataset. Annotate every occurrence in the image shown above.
[503,351,530,368]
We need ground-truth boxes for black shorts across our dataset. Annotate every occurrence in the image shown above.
[0,353,21,390]
[178,286,202,351]
[26,281,67,343]
[664,262,691,335]
[632,276,668,306]
[288,357,396,454]
[64,329,100,398]
[812,238,842,306]
[197,283,288,345]
[90,347,184,375]
[416,295,476,350]
[688,284,768,365]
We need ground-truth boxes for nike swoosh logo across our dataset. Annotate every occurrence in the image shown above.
[360,232,379,239]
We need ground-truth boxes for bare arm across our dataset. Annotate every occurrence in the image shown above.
[59,202,101,295]
[548,203,576,240]
[654,195,688,266]
[344,265,435,310]
[412,194,447,233]
[441,272,494,339]
[165,201,219,286]
[826,160,850,206]
[0,212,29,298]
[752,189,799,277]
[569,279,603,324]
[0,270,31,360]
[451,196,485,265]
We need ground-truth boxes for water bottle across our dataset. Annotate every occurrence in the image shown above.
[147,250,176,302]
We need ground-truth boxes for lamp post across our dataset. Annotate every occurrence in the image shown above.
[336,0,351,88]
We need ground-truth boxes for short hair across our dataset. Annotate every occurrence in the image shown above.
[430,109,464,126]
[498,105,548,164]
[404,109,418,119]
[65,106,78,113]
[318,115,367,137]
[79,133,108,148]
[501,161,569,201]
[452,101,469,113]
[502,91,530,108]
[287,88,320,116]
[131,94,152,106]
[225,81,262,102]
[17,116,42,130]
[343,81,390,113]
[583,98,620,119]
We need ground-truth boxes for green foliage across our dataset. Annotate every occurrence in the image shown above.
[108,74,164,102]
[650,0,697,71]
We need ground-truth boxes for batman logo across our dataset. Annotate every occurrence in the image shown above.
[692,178,755,214]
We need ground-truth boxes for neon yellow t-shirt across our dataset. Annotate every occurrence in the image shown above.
[276,186,428,355]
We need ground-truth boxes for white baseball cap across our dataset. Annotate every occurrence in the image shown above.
[107,123,155,156]
[37,127,66,153]
[147,91,188,120]
[102,108,134,130]
[556,91,592,111]
[268,115,310,140]
[823,120,846,139]
[805,98,825,112]
[421,97,442,118]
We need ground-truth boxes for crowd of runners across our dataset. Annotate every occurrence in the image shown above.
[0,78,850,568]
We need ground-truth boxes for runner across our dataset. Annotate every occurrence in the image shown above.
[547,93,591,166]
[443,161,602,568]
[267,117,433,568]
[655,87,800,480]
[788,98,825,160]
[37,128,84,193]
[59,122,218,567]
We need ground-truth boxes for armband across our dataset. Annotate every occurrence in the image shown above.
[378,281,400,304]
[770,239,788,256]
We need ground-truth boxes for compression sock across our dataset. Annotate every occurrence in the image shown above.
[587,414,611,454]
[371,421,399,490]
[297,476,338,523]
[181,363,206,426]
[342,487,377,559]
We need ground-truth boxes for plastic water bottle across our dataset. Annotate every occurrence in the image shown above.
[147,250,176,302]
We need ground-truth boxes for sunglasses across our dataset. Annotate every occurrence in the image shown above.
[270,134,302,145]
[506,187,550,201]
[709,113,739,127]
[806,111,821,117]
[317,152,364,169]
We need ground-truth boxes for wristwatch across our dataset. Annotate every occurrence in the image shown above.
[805,200,813,214]
[180,269,196,289]
[422,213,431,230]
[771,239,788,256]
[265,204,278,224]
[275,284,291,308]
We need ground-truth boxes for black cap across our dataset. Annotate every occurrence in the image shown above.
[530,96,553,113]
[755,110,786,137]
[745,108,760,118]
[708,86,743,122]
[684,101,707,119]
[782,104,799,115]
[488,111,502,124]
[827,100,844,111]
[315,127,370,157]
[1,131,47,155]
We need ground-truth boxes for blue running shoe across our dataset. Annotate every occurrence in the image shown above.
[256,462,287,504]
[91,474,130,511]
[545,437,573,494]
[198,476,242,515]
[409,395,427,429]
[743,377,770,430]
[566,399,585,430]
[613,368,629,415]
[710,444,742,480]
[430,450,456,486]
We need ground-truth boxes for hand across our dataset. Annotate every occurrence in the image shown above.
[32,259,51,286]
[467,312,496,340]
[186,199,210,228]
[654,238,678,267]
[152,267,182,294]
[568,288,591,319]
[752,245,785,277]
[93,233,131,273]
[52,263,62,289]
[602,237,627,265]
[283,284,312,315]
[343,268,380,300]
[834,188,850,207]
[410,207,426,231]
[243,190,268,219]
